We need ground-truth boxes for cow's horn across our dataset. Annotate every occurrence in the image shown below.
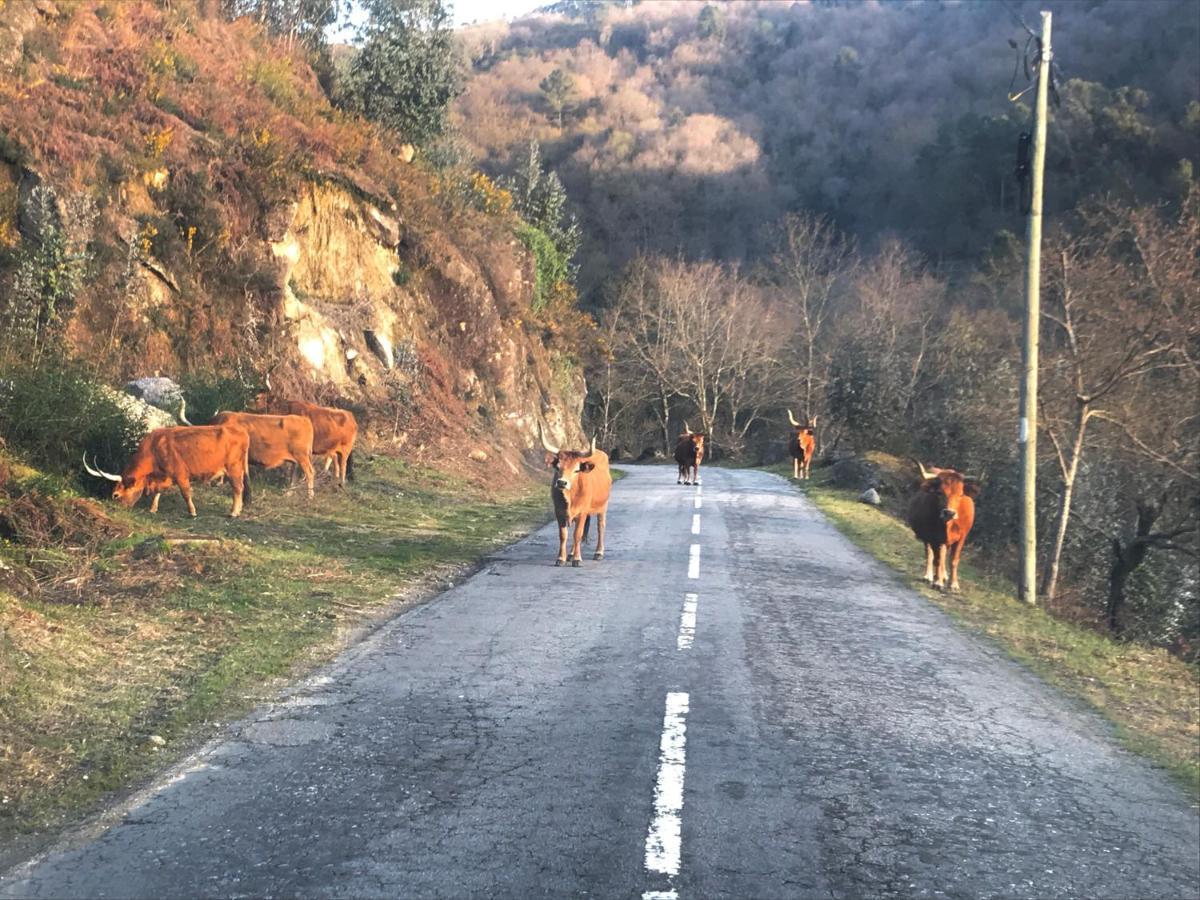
[916,460,937,481]
[682,420,692,435]
[178,398,192,426]
[539,423,559,454]
[788,409,800,426]
[588,435,597,456]
[83,452,121,482]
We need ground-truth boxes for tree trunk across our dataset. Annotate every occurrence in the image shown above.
[1041,406,1089,600]
[1106,499,1159,635]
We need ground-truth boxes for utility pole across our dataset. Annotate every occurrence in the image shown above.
[1019,10,1052,606]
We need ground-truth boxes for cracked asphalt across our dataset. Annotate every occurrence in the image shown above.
[2,466,1197,899]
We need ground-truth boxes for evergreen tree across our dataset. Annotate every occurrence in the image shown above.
[347,0,461,146]
[503,140,582,272]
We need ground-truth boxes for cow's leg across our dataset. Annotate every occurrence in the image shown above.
[947,540,964,592]
[923,543,935,582]
[934,543,947,590]
[555,520,568,566]
[677,466,683,485]
[299,455,315,499]
[149,492,162,514]
[570,515,585,567]
[692,463,700,484]
[793,456,799,479]
[229,469,244,517]
[593,511,606,560]
[178,478,197,518]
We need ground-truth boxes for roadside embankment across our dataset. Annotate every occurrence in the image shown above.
[1,455,549,863]
[765,462,1200,797]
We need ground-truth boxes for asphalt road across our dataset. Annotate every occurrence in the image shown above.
[2,466,1197,899]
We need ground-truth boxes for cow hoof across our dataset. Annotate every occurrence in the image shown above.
[593,552,604,561]
[555,559,565,567]
[571,559,582,568]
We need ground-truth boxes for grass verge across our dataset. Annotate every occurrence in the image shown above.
[762,462,1199,797]
[1,455,550,856]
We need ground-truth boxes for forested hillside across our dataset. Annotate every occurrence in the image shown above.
[457,0,1197,286]
[453,0,1198,650]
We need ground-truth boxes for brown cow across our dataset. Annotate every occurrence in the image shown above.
[787,410,817,480]
[542,427,612,568]
[211,412,316,499]
[674,423,705,485]
[906,460,980,592]
[84,424,251,517]
[253,396,357,485]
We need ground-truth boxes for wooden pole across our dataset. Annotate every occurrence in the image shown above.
[1019,10,1052,605]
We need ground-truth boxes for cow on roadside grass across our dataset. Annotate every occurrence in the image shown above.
[253,391,357,486]
[211,412,316,499]
[84,424,251,518]
[788,410,817,480]
[542,427,612,567]
[674,423,705,485]
[906,460,980,592]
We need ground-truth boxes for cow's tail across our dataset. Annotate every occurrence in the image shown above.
[241,446,252,506]
[346,449,355,482]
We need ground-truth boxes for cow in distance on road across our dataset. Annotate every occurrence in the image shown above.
[906,460,980,592]
[542,427,612,568]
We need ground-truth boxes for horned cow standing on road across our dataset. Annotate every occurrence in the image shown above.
[542,428,611,568]
[253,394,357,486]
[674,423,705,485]
[84,424,251,517]
[787,410,817,480]
[906,461,980,592]
[211,412,316,499]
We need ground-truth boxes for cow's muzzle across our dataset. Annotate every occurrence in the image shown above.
[555,479,569,490]
[940,509,957,522]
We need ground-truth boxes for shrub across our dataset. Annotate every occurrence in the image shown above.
[179,373,260,423]
[0,363,144,485]
[516,223,569,312]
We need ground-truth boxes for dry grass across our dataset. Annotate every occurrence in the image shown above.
[764,462,1200,797]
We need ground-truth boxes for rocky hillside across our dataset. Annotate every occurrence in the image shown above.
[0,0,587,478]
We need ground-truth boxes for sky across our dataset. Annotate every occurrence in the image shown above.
[330,0,545,40]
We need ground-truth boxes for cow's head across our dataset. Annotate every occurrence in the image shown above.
[915,461,981,522]
[83,453,146,507]
[541,428,597,493]
[679,423,706,455]
[788,410,818,435]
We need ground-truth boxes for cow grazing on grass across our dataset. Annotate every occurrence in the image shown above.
[84,424,251,518]
[211,412,316,498]
[788,410,817,480]
[906,460,980,592]
[542,427,612,568]
[674,423,705,485]
[253,394,357,486]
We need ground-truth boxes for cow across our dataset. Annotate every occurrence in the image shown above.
[253,394,357,486]
[674,422,705,485]
[83,424,251,517]
[210,412,316,499]
[787,410,817,480]
[542,427,612,568]
[906,460,981,592]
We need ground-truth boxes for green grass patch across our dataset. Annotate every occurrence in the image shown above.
[762,462,1200,797]
[0,455,549,846]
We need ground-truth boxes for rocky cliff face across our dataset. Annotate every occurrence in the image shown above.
[0,0,587,479]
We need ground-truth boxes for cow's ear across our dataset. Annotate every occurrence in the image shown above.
[544,452,558,468]
[579,462,595,472]
[963,479,982,498]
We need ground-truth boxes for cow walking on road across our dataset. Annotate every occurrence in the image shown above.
[84,424,251,517]
[787,410,817,480]
[542,427,612,568]
[674,423,705,485]
[907,460,980,592]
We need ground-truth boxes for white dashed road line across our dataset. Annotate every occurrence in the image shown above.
[691,514,701,535]
[694,495,701,509]
[687,544,700,579]
[644,692,690,879]
[677,593,698,651]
